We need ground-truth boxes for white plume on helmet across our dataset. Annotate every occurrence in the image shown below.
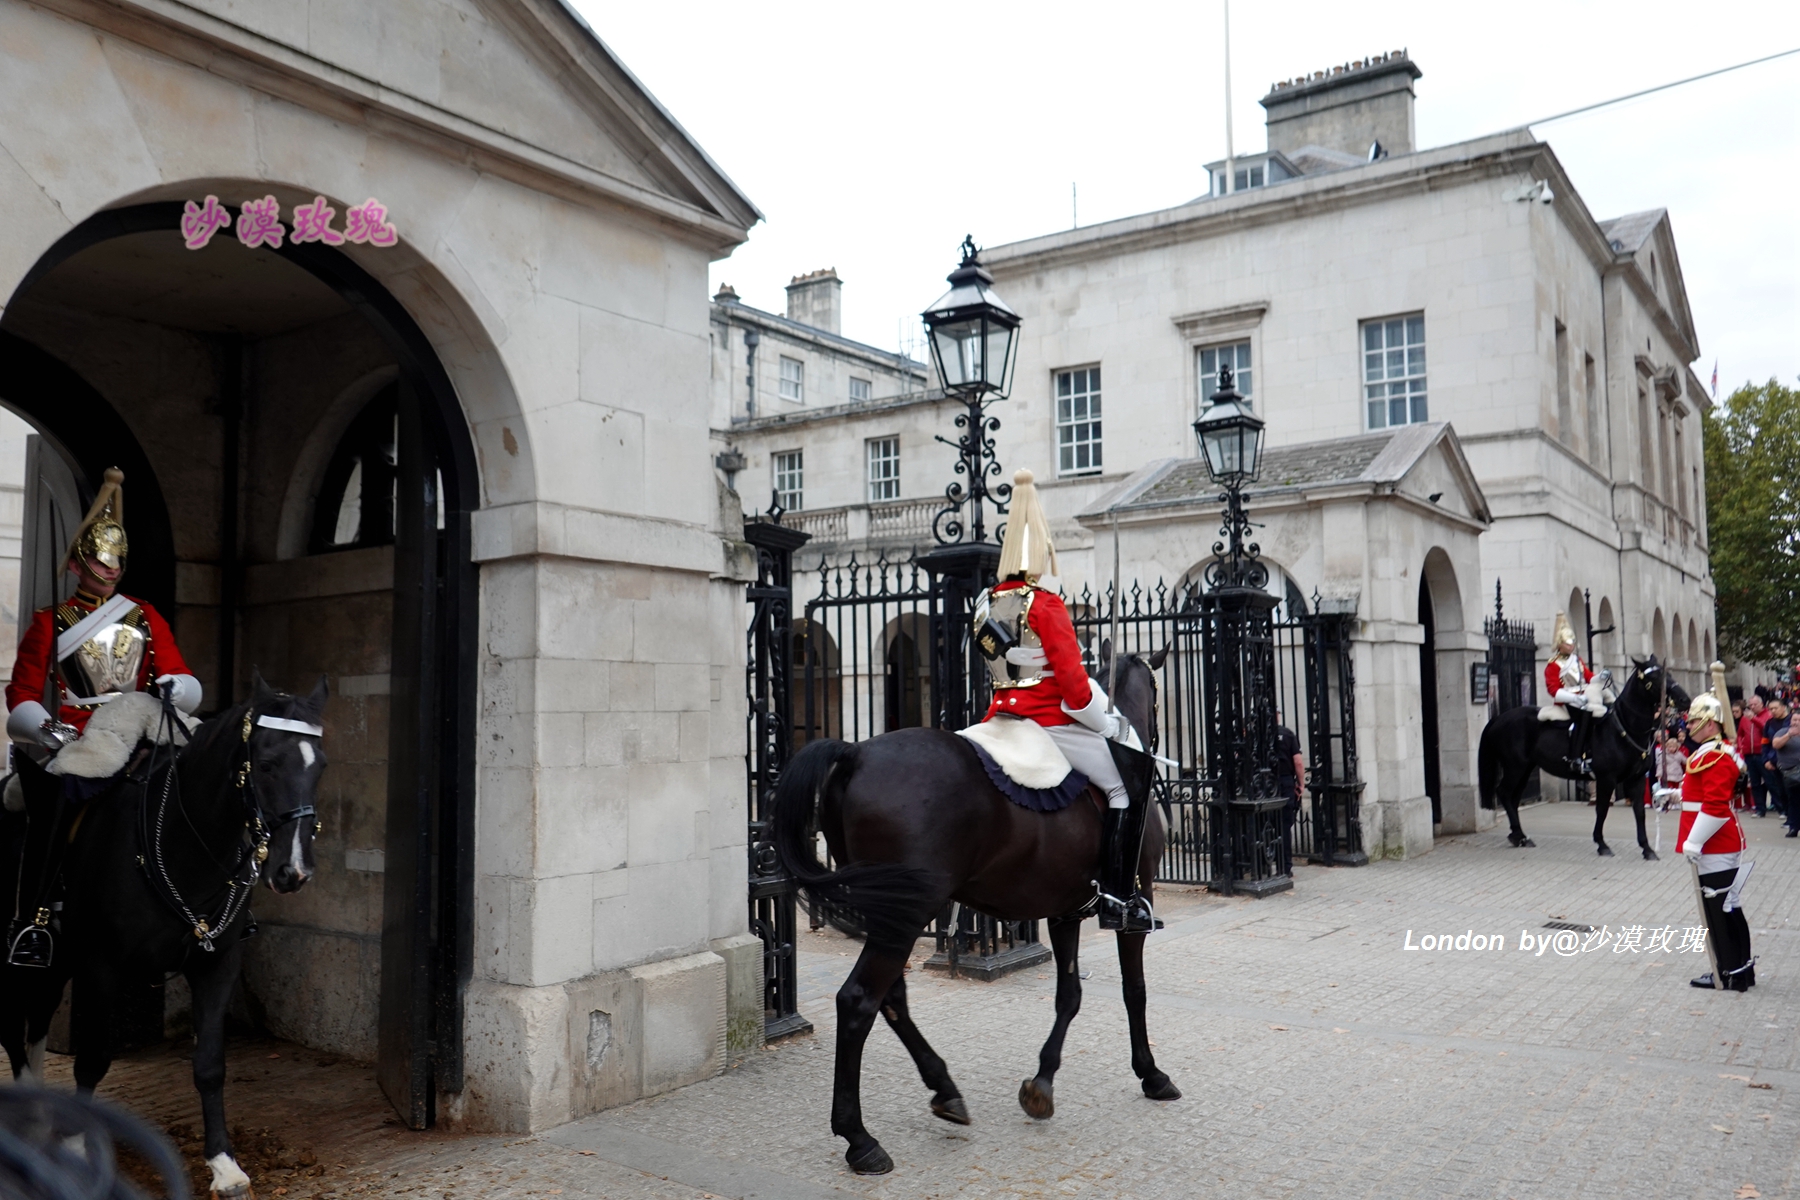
[997,468,1057,582]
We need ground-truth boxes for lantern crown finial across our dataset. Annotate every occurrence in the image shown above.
[959,234,979,267]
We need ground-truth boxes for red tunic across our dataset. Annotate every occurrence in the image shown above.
[981,582,1092,726]
[1677,741,1744,856]
[5,593,189,732]
[1545,653,1593,699]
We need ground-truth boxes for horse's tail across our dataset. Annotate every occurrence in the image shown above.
[771,737,934,949]
[1478,718,1500,809]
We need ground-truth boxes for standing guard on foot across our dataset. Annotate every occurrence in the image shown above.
[1542,613,1601,776]
[973,469,1154,933]
[3,468,201,968]
[1679,687,1754,991]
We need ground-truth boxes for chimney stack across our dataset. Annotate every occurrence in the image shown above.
[1260,50,1421,158]
[785,268,842,334]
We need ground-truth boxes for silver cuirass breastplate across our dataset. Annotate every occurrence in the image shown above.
[974,587,1044,690]
[60,608,148,703]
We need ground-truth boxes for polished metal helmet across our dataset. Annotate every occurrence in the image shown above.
[74,516,128,570]
[1687,692,1725,729]
[67,467,128,572]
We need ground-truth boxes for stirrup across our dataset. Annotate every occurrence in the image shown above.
[1096,891,1155,934]
[6,910,54,969]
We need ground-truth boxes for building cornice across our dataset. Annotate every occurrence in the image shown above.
[38,0,758,253]
[983,131,1544,277]
[716,388,950,436]
[713,302,929,376]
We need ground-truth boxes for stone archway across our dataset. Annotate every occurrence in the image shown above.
[1421,547,1478,833]
[0,197,500,1129]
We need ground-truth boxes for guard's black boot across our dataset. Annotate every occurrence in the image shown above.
[1689,973,1717,990]
[1096,742,1156,933]
[1563,715,1593,777]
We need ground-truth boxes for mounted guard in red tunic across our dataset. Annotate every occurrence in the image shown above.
[4,468,201,968]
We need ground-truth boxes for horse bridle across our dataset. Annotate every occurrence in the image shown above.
[139,699,321,953]
[233,709,323,845]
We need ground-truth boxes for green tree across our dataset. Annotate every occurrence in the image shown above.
[1703,378,1800,667]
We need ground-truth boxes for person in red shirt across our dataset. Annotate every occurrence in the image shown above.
[4,468,199,967]
[1737,693,1772,815]
[1678,692,1753,991]
[974,468,1150,932]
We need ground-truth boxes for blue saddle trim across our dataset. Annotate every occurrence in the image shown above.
[965,739,1089,813]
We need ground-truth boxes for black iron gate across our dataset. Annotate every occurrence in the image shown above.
[1484,580,1540,803]
[744,520,813,1040]
[1064,582,1364,888]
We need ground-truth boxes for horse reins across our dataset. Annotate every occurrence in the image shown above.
[138,698,320,953]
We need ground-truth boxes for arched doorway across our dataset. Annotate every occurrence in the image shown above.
[0,201,479,1129]
[1420,548,1475,832]
[1418,576,1441,825]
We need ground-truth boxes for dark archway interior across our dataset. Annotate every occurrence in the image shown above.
[0,205,476,1127]
[1418,576,1441,825]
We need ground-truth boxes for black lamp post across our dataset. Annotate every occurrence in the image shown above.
[922,235,1020,546]
[1193,363,1290,896]
[916,236,1050,976]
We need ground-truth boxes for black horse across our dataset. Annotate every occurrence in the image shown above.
[1,673,326,1199]
[1478,656,1687,858]
[772,648,1176,1176]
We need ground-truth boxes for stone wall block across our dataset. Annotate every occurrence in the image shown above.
[535,657,610,713]
[709,934,764,1061]
[450,980,571,1133]
[655,662,711,712]
[476,766,537,878]
[563,969,641,1117]
[629,951,726,1097]
[592,857,711,970]
[527,872,597,986]
[536,766,627,877]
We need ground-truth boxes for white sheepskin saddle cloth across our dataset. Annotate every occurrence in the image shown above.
[1537,678,1611,723]
[46,691,194,780]
[957,715,1073,789]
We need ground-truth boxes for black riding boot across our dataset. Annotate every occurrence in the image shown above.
[6,756,65,969]
[1564,712,1593,778]
[1096,742,1156,933]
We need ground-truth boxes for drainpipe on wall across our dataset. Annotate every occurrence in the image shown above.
[744,327,760,419]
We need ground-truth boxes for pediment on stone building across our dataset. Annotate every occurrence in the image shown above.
[77,0,760,241]
[1079,422,1490,529]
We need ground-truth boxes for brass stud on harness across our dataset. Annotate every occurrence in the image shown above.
[193,919,210,940]
[241,712,254,742]
[255,841,269,864]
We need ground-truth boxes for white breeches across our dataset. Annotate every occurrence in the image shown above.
[1044,723,1128,808]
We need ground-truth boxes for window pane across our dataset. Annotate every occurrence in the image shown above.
[1238,342,1251,369]
[1368,398,1385,429]
[332,460,363,545]
[1365,324,1381,352]
[1386,318,1403,345]
[1411,392,1429,423]
[1406,315,1425,344]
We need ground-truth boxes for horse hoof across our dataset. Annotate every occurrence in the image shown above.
[1141,1072,1182,1101]
[1596,844,1614,857]
[1521,838,1536,848]
[845,1141,893,1176]
[932,1094,971,1125]
[1642,848,1659,861]
[1018,1078,1054,1120]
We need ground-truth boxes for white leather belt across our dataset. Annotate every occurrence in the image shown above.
[1681,801,1702,812]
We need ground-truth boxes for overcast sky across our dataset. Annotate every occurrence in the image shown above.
[576,0,1798,394]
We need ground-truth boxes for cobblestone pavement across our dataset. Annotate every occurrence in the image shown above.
[47,799,1800,1198]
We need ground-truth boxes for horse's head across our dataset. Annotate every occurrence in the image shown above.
[1094,639,1167,754]
[1630,655,1691,716]
[246,671,330,893]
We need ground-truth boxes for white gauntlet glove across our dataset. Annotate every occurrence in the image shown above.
[1063,683,1125,741]
[154,673,203,715]
[1004,645,1048,672]
[1681,812,1727,860]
